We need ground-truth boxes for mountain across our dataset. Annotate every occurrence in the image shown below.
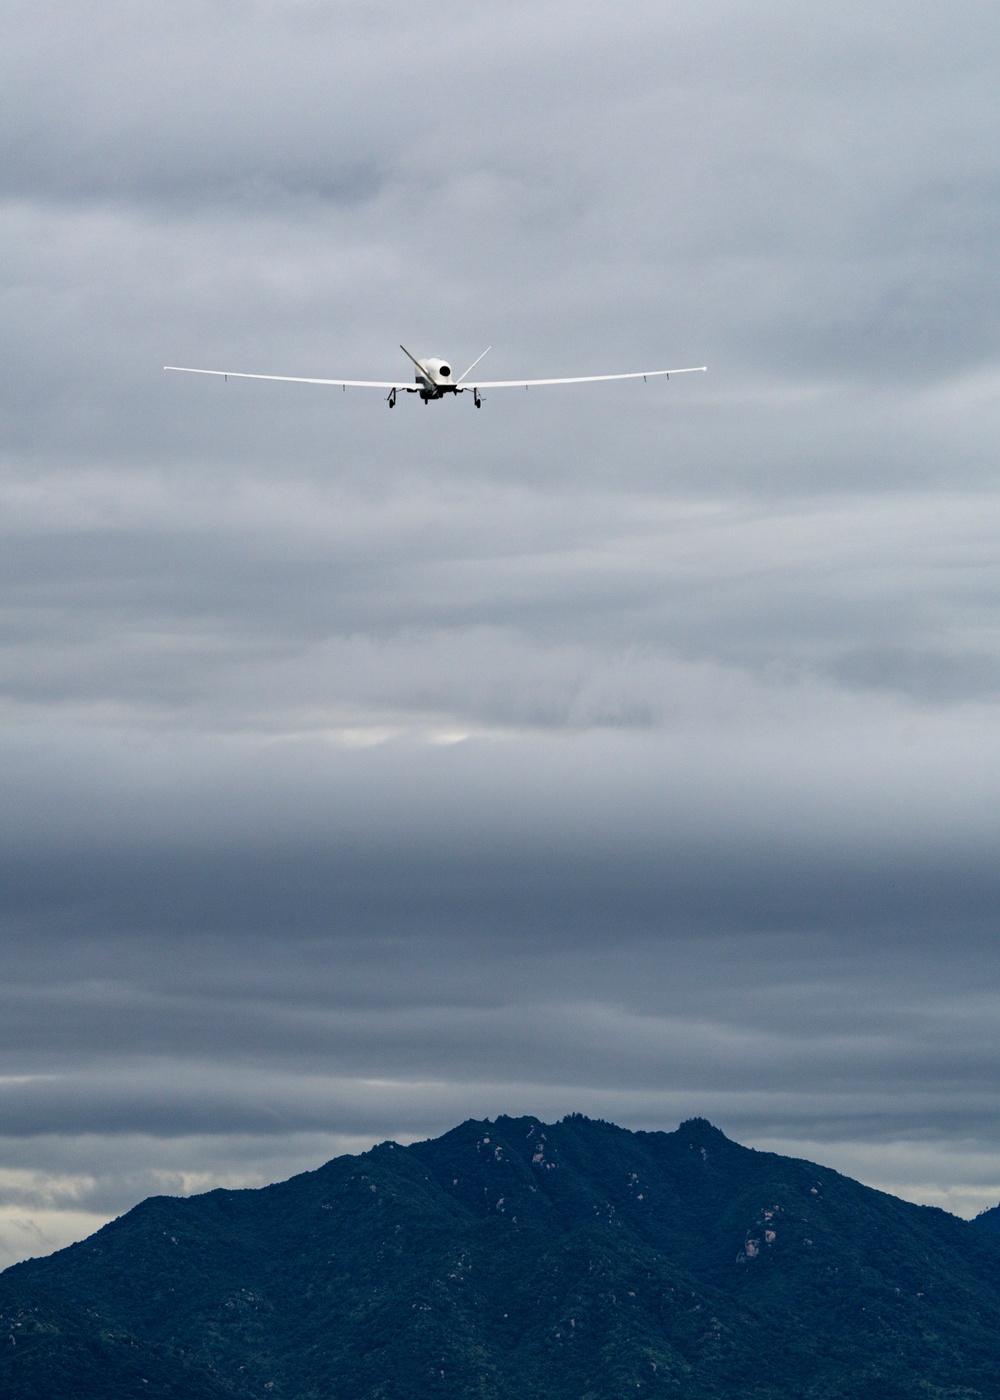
[974,1203,1000,1235]
[3,1114,1000,1399]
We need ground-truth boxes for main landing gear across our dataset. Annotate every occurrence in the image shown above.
[386,386,483,408]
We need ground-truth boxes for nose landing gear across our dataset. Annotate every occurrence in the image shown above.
[473,388,482,409]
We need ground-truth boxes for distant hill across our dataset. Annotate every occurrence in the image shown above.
[974,1202,1000,1235]
[4,1114,1000,1399]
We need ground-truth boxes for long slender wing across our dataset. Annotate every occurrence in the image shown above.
[468,366,706,389]
[164,367,408,388]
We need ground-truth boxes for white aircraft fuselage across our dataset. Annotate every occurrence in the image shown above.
[410,357,460,401]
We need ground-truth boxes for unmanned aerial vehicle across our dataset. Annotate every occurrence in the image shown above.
[165,346,706,408]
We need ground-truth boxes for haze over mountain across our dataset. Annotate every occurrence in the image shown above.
[4,1115,1000,1399]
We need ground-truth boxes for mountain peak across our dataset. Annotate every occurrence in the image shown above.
[676,1115,732,1144]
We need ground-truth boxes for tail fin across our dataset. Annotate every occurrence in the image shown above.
[456,346,492,383]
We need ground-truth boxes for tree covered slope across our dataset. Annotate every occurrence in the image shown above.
[3,1114,1000,1399]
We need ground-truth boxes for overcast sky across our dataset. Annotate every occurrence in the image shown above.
[3,0,1000,1270]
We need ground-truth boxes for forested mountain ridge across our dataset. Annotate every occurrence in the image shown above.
[3,1113,1000,1399]
[974,1200,1000,1234]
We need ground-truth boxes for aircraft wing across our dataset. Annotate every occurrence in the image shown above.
[164,367,409,388]
[468,367,707,388]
